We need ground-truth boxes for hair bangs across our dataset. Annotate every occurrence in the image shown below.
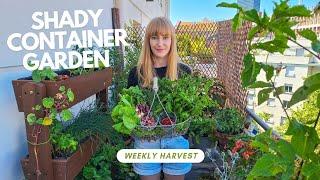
[147,17,173,37]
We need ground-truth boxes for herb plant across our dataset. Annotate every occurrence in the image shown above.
[215,108,245,135]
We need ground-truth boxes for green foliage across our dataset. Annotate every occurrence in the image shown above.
[69,45,106,77]
[65,104,122,144]
[26,86,74,126]
[109,45,141,108]
[258,112,272,122]
[215,108,245,134]
[188,117,216,144]
[257,87,273,105]
[218,1,320,179]
[299,29,317,42]
[248,122,320,179]
[176,34,213,60]
[32,67,57,82]
[111,87,143,135]
[241,53,262,88]
[156,74,217,123]
[77,143,139,180]
[50,123,78,158]
[289,73,320,107]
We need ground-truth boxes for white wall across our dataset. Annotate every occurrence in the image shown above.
[0,0,113,179]
[117,0,169,27]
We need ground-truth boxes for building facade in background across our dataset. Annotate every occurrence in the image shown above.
[248,8,320,127]
[237,0,260,11]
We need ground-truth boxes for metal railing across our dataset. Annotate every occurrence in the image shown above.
[246,107,281,138]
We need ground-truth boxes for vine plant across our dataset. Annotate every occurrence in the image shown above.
[218,1,320,179]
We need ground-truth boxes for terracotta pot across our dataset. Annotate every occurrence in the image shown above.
[213,130,242,150]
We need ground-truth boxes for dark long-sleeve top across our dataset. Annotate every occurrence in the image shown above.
[127,62,192,88]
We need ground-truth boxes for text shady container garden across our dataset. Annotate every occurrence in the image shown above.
[12,67,112,180]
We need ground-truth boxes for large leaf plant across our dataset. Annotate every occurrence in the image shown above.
[218,1,320,179]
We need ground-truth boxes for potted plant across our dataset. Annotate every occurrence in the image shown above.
[188,117,216,149]
[12,65,112,179]
[213,108,245,149]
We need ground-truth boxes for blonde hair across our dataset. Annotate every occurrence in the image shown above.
[137,17,178,87]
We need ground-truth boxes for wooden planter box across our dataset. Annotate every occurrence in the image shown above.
[21,137,99,180]
[12,68,112,180]
[12,68,112,112]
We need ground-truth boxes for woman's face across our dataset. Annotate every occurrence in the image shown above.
[149,34,171,59]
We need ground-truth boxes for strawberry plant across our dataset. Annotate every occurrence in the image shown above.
[26,86,74,126]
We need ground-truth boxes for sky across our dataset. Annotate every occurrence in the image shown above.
[170,0,319,25]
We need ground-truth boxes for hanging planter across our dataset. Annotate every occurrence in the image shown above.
[158,111,177,133]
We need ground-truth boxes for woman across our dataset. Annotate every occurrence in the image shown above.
[127,17,192,180]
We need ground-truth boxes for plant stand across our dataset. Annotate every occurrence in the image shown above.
[12,68,112,180]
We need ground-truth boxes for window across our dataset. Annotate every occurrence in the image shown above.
[280,116,287,125]
[267,98,276,107]
[296,48,304,56]
[285,66,295,77]
[284,84,293,93]
[247,94,254,106]
[268,115,275,124]
[283,100,289,109]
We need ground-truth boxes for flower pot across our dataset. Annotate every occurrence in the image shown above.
[213,130,243,150]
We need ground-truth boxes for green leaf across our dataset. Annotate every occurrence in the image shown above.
[289,73,320,107]
[42,97,54,108]
[35,105,41,111]
[287,5,311,17]
[42,67,57,80]
[27,113,37,125]
[232,13,241,32]
[317,93,320,108]
[32,70,42,83]
[257,87,273,105]
[61,109,73,121]
[311,40,320,53]
[304,72,320,88]
[302,162,320,178]
[123,115,138,130]
[247,26,260,40]
[248,154,283,178]
[113,123,131,135]
[36,118,44,124]
[274,86,285,97]
[299,29,317,42]
[244,9,260,24]
[216,2,242,10]
[261,64,274,81]
[241,54,262,87]
[49,109,57,120]
[59,86,66,92]
[285,119,320,159]
[67,88,75,102]
[248,81,272,88]
[121,95,132,106]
